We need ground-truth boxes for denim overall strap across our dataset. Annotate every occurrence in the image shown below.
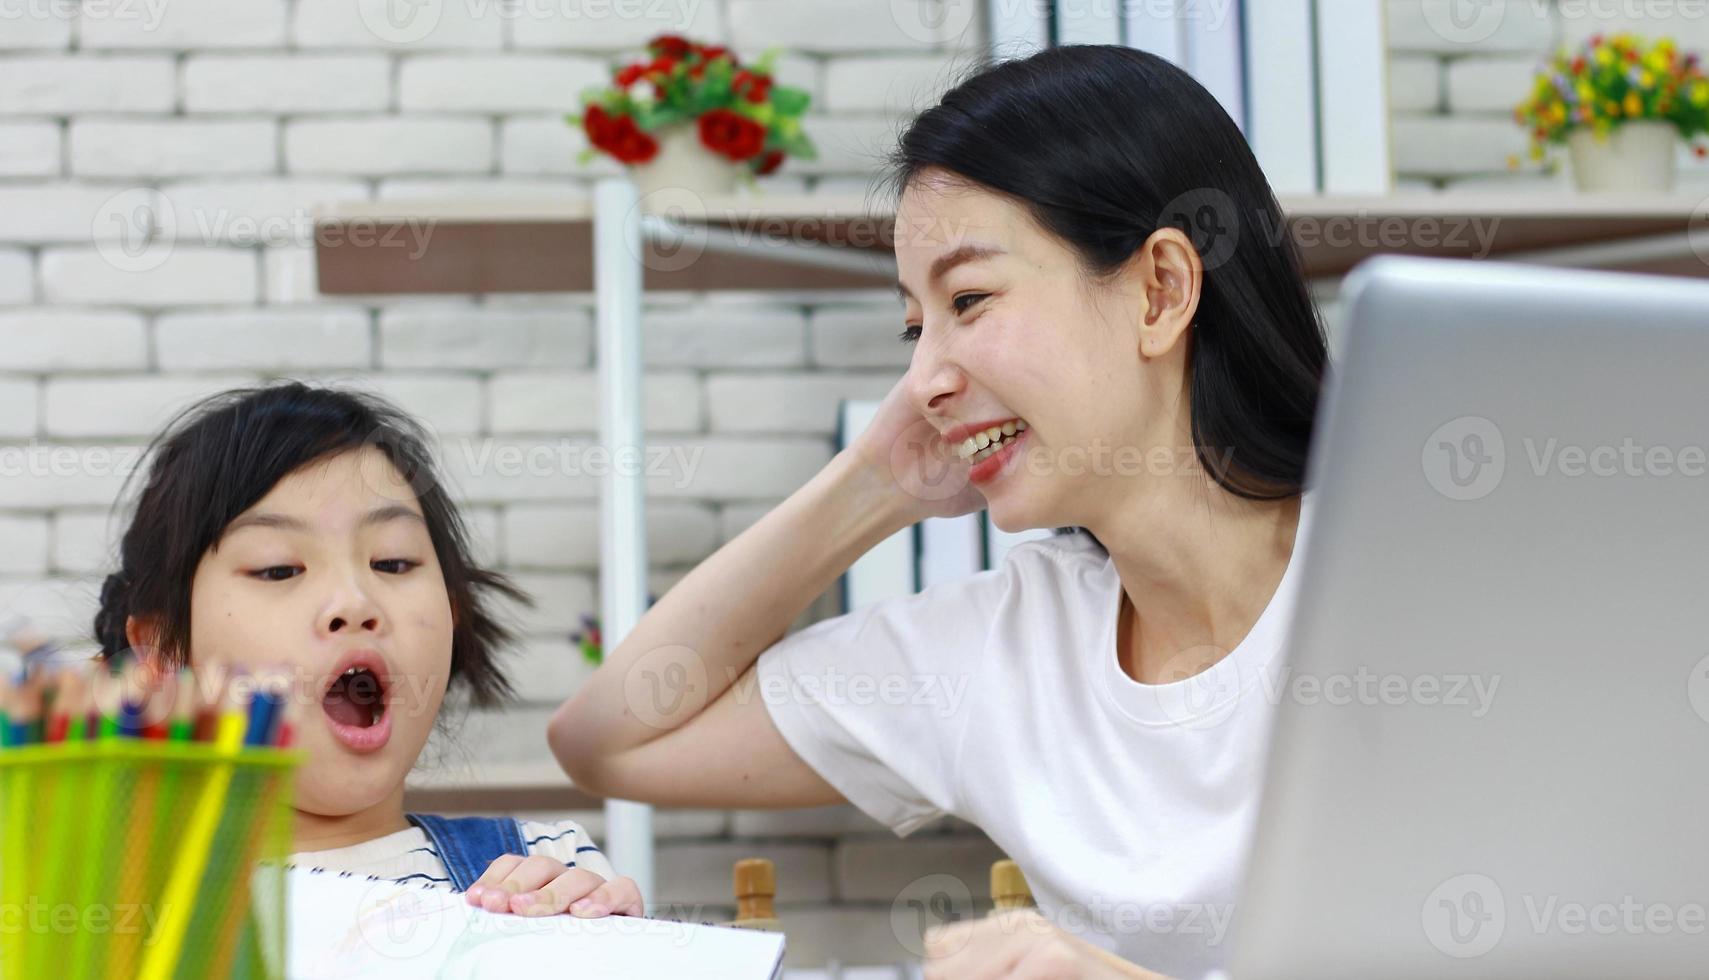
[405,813,529,892]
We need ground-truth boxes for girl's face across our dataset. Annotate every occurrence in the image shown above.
[187,447,454,820]
[894,170,1198,533]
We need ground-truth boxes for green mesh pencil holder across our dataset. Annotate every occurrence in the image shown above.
[0,741,300,980]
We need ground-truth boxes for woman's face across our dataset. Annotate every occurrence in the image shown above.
[185,447,454,820]
[894,170,1197,533]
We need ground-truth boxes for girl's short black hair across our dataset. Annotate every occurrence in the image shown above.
[883,44,1328,503]
[93,381,525,708]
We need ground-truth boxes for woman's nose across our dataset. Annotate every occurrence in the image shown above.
[907,340,965,415]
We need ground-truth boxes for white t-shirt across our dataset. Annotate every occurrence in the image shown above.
[756,506,1309,980]
[287,817,615,890]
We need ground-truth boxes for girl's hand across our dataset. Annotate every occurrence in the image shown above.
[463,854,644,918]
[923,910,1173,980]
[846,375,988,525]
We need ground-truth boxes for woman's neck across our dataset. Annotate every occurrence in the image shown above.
[1092,478,1301,686]
[293,783,412,853]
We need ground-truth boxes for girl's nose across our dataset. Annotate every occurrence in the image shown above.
[322,583,383,636]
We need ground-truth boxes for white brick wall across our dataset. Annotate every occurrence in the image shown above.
[502,501,720,569]
[505,2,726,50]
[823,54,968,113]
[0,122,61,176]
[0,311,149,370]
[809,307,912,368]
[0,515,51,574]
[71,120,279,178]
[156,309,373,370]
[706,372,896,434]
[728,0,969,51]
[0,57,176,113]
[79,0,289,49]
[0,183,144,244]
[379,307,593,368]
[1446,56,1537,113]
[398,56,607,112]
[1,6,73,49]
[488,370,705,433]
[43,375,257,438]
[183,55,393,113]
[0,380,39,438]
[292,0,505,50]
[0,249,32,305]
[40,248,259,306]
[644,307,807,368]
[285,118,494,176]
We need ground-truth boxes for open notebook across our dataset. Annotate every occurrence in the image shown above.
[281,868,786,979]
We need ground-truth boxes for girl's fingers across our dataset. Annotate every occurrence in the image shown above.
[511,867,608,917]
[464,853,526,906]
[476,855,578,913]
[568,875,644,918]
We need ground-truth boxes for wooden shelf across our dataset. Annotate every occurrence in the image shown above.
[313,191,1709,296]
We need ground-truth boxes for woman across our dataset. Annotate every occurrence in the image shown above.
[552,45,1324,979]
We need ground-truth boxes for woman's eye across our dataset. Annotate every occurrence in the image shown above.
[953,293,988,315]
[252,566,301,582]
[898,325,922,344]
[373,559,420,575]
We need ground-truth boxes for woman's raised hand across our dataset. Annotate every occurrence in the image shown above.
[847,375,988,524]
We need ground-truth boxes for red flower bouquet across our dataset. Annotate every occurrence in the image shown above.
[571,34,816,180]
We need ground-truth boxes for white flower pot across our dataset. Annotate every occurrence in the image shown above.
[628,124,742,199]
[1566,120,1678,193]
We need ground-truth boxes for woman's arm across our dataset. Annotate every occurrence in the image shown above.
[547,377,985,807]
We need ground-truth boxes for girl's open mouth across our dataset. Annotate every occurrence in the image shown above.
[320,651,393,753]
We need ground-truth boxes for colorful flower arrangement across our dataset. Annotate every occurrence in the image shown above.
[1512,33,1709,169]
[569,595,657,665]
[572,34,817,178]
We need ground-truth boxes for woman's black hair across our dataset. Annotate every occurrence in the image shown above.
[882,44,1327,511]
[93,381,525,708]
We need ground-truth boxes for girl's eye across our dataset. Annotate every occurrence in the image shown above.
[373,559,420,575]
[252,566,301,582]
[898,325,921,344]
[953,292,988,315]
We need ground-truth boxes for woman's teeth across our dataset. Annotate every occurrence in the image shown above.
[957,420,1027,463]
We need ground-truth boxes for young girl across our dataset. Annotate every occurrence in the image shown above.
[92,381,641,919]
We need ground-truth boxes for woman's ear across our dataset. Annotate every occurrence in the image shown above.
[123,614,168,677]
[1132,226,1204,360]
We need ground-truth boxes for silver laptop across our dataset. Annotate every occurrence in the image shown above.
[1231,256,1709,978]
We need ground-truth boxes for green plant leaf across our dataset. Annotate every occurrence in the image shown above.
[770,86,811,116]
[776,131,817,160]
